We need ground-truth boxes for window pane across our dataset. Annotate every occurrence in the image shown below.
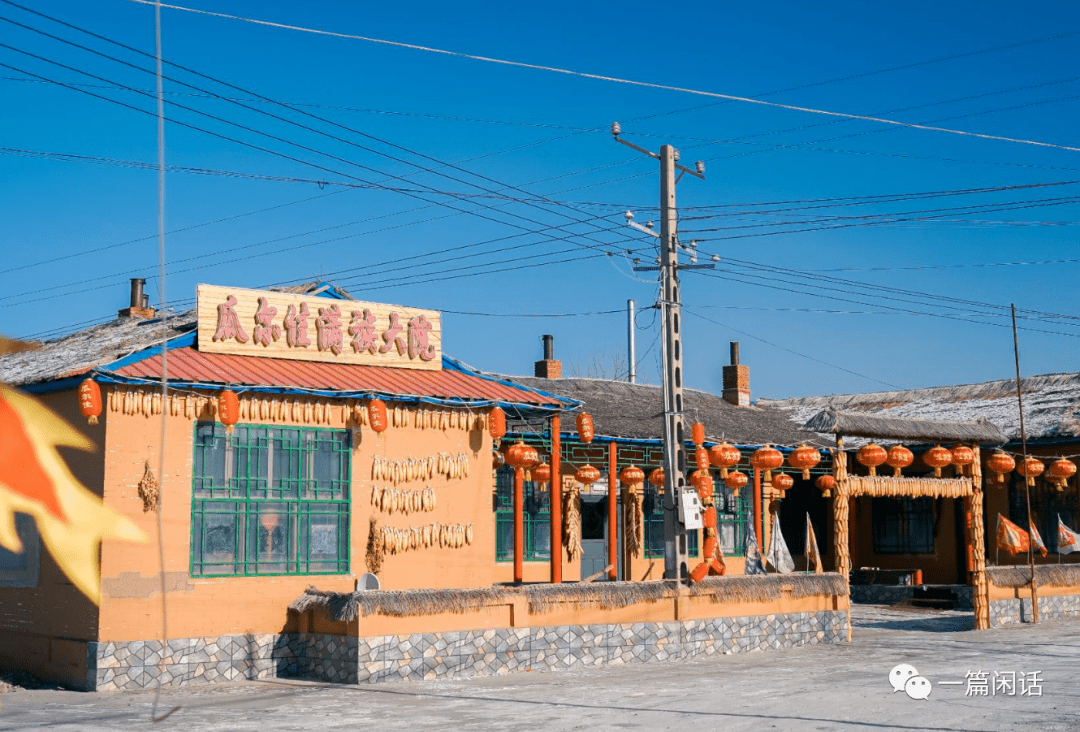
[194,501,240,575]
[250,502,291,574]
[270,428,302,500]
[193,423,227,497]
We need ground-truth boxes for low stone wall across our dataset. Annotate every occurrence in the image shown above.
[986,566,1080,628]
[850,584,974,610]
[302,611,849,684]
[989,595,1080,627]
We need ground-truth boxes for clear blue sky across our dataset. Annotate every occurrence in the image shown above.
[2,0,1078,399]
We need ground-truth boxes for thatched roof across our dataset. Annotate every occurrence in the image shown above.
[805,408,1007,443]
[761,372,1080,443]
[986,564,1080,589]
[499,376,828,447]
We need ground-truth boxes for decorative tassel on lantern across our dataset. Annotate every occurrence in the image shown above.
[788,444,820,480]
[217,389,239,434]
[78,379,102,425]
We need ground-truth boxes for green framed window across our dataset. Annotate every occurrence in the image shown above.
[191,422,350,577]
[494,466,551,562]
[643,485,700,559]
[643,481,749,559]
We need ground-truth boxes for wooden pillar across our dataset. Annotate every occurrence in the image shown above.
[549,415,562,584]
[970,445,990,630]
[514,467,524,584]
[833,439,853,642]
[608,441,618,580]
[753,467,763,551]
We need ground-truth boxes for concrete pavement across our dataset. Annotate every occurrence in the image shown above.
[2,606,1079,731]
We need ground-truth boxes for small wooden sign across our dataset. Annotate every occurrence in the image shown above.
[196,284,442,370]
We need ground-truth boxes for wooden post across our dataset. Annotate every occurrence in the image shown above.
[753,467,763,551]
[514,466,524,584]
[833,438,853,642]
[608,441,618,580]
[970,445,990,630]
[549,415,562,584]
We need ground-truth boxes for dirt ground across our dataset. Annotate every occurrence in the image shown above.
[2,606,1079,731]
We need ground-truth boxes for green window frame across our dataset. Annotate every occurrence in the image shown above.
[643,482,749,559]
[494,466,551,562]
[191,422,351,577]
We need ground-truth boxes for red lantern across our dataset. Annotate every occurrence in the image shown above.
[77,378,102,425]
[217,389,239,433]
[575,464,600,486]
[788,444,821,480]
[951,445,975,476]
[648,467,665,494]
[886,445,914,478]
[690,469,713,493]
[576,413,594,444]
[1048,458,1076,490]
[1017,456,1045,487]
[709,442,741,478]
[488,406,506,441]
[724,470,748,497]
[505,440,539,470]
[533,461,552,489]
[987,450,1016,487]
[691,422,705,446]
[815,474,836,498]
[750,446,783,482]
[695,447,710,472]
[619,465,645,486]
[924,446,952,478]
[856,443,887,477]
[772,472,794,494]
[368,399,389,433]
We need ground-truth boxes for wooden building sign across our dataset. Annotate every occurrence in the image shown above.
[196,284,442,370]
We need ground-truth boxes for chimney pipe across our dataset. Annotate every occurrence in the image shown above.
[534,334,562,379]
[730,341,740,366]
[141,293,149,309]
[130,278,146,308]
[542,334,554,361]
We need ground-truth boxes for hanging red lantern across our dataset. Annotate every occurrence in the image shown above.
[575,464,600,486]
[217,389,239,434]
[648,467,665,494]
[368,399,389,433]
[1048,458,1077,490]
[619,465,645,486]
[951,445,976,476]
[533,461,552,489]
[772,472,794,494]
[505,440,540,470]
[856,443,888,477]
[886,445,914,478]
[77,378,102,425]
[788,444,821,480]
[691,422,706,446]
[815,474,836,498]
[576,413,594,444]
[724,470,748,497]
[488,406,506,441]
[986,450,1016,487]
[750,446,783,482]
[695,447,710,472]
[709,442,741,478]
[1016,456,1045,487]
[924,445,952,478]
[689,469,713,493]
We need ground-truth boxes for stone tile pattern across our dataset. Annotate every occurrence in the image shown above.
[989,594,1080,628]
[91,610,847,690]
[850,585,974,610]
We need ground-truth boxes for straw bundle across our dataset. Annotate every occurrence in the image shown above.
[523,581,675,613]
[690,573,846,603]
[290,586,506,622]
[987,565,1080,589]
[839,476,974,499]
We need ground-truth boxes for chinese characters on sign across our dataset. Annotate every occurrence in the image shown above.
[197,284,442,370]
[937,670,1043,697]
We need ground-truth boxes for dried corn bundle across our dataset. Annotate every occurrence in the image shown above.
[564,488,582,560]
[137,460,159,513]
[366,517,384,575]
[625,488,643,558]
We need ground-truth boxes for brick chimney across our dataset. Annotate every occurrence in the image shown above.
[534,334,562,379]
[118,278,156,319]
[722,341,750,406]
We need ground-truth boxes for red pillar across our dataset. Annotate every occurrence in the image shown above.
[608,441,618,581]
[514,467,524,584]
[753,467,763,551]
[549,415,562,583]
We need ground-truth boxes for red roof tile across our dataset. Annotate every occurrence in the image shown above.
[113,347,561,406]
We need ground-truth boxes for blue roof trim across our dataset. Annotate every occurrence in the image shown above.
[507,431,808,451]
[100,331,197,372]
[442,356,580,410]
[312,283,349,300]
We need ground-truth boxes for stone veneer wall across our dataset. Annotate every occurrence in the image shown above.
[989,595,1080,628]
[850,584,974,610]
[90,610,848,690]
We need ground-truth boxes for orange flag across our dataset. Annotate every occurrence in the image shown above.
[1029,521,1049,558]
[0,384,145,603]
[996,514,1030,556]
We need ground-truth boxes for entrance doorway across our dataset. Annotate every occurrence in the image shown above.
[580,494,609,580]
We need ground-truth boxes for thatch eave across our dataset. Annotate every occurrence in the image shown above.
[805,408,1007,444]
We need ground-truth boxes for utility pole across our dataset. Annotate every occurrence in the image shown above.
[615,123,711,580]
[627,299,636,384]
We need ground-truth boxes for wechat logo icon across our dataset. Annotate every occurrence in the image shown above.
[890,664,932,700]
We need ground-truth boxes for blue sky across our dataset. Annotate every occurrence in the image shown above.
[2,0,1079,398]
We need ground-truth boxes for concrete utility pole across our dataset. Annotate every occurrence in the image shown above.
[627,299,636,384]
[614,124,709,580]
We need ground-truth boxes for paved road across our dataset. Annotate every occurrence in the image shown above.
[3,606,1079,731]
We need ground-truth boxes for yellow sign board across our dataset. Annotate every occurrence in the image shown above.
[196,284,442,370]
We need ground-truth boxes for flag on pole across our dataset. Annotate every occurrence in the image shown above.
[744,515,766,575]
[1030,521,1049,558]
[767,512,795,574]
[806,513,824,574]
[1058,515,1080,555]
[996,514,1030,556]
[0,384,145,603]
